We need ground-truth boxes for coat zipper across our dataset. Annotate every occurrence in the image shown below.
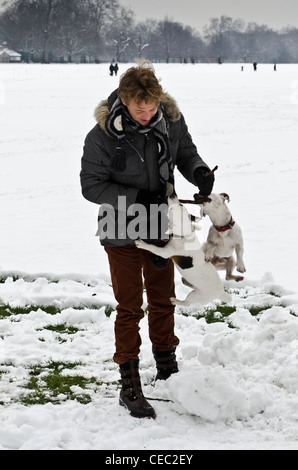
[126,138,144,163]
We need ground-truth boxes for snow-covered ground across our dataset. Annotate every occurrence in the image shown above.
[0,63,298,450]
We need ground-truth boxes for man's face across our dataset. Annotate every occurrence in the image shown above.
[122,99,159,126]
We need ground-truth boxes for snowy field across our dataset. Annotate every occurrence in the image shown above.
[0,62,298,450]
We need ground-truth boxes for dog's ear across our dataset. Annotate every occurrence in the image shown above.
[220,193,230,203]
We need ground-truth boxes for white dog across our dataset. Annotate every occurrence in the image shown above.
[202,193,246,282]
[135,196,231,307]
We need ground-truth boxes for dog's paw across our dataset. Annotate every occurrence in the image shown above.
[203,246,213,262]
[237,265,246,273]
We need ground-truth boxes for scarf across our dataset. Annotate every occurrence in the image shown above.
[105,97,174,190]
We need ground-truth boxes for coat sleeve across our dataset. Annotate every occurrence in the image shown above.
[80,126,139,209]
[174,114,210,186]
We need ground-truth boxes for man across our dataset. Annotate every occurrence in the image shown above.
[80,61,214,418]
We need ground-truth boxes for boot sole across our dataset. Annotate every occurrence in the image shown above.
[119,398,156,419]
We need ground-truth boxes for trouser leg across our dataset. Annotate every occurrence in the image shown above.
[105,245,179,364]
[105,245,144,365]
[142,252,179,351]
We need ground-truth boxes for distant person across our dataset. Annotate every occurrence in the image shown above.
[274,63,277,71]
[253,62,257,71]
[109,63,114,76]
[114,63,119,76]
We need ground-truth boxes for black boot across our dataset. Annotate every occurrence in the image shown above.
[119,358,156,418]
[153,348,179,380]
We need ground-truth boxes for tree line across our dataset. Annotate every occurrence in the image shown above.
[0,0,298,64]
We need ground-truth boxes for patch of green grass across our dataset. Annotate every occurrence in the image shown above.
[104,305,114,317]
[20,361,118,406]
[181,304,236,324]
[0,305,11,319]
[40,323,82,343]
[0,274,57,284]
[0,273,100,286]
[248,305,273,316]
[43,323,80,335]
[182,304,278,326]
[0,274,21,283]
[0,303,114,320]
[0,304,61,319]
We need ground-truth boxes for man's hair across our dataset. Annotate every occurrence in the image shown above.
[118,61,163,105]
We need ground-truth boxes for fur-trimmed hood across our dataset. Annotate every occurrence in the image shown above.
[94,90,181,133]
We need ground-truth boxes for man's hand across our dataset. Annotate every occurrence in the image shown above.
[194,166,215,197]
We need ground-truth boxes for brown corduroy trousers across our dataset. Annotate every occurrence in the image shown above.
[105,245,180,365]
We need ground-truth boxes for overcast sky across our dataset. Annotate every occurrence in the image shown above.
[120,0,298,31]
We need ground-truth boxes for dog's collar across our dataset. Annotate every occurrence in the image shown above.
[214,217,235,232]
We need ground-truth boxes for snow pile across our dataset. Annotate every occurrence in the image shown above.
[165,306,298,423]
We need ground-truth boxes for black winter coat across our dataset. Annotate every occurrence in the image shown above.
[80,90,209,246]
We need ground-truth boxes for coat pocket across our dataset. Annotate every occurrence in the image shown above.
[109,142,143,176]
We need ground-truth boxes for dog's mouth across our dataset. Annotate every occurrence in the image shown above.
[178,194,211,205]
[195,195,211,218]
[193,194,211,204]
[177,194,211,218]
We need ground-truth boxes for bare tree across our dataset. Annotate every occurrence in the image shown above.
[106,6,134,62]
[245,22,277,62]
[203,15,245,61]
[176,25,205,62]
[55,0,97,62]
[0,0,125,62]
[36,0,61,62]
[129,22,153,59]
[1,2,297,64]
[154,18,187,62]
[1,0,62,61]
[0,0,43,60]
[280,27,298,62]
[85,0,121,44]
